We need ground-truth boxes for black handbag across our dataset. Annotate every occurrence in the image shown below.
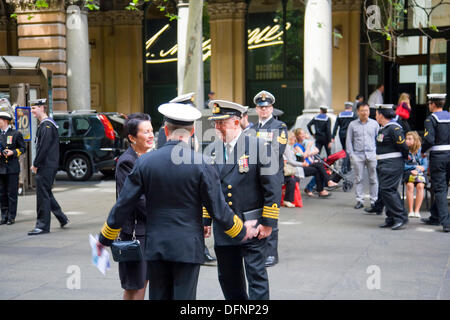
[110,231,143,263]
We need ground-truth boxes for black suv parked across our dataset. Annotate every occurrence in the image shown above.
[53,111,128,181]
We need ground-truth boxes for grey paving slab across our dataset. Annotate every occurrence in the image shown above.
[0,172,449,300]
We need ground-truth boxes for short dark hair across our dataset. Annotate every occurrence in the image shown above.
[377,108,395,119]
[431,99,446,109]
[356,101,369,110]
[165,122,194,136]
[377,83,384,89]
[356,94,363,100]
[125,113,151,142]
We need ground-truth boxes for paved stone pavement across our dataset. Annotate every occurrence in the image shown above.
[0,172,449,300]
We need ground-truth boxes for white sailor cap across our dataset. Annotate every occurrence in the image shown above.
[208,100,248,120]
[253,90,275,107]
[427,94,446,101]
[30,98,47,106]
[158,102,202,126]
[0,105,12,120]
[169,92,196,105]
[344,101,353,108]
[319,105,329,111]
[0,98,11,109]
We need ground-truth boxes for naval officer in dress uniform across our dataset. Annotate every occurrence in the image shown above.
[204,99,281,300]
[375,104,409,230]
[97,102,256,300]
[420,94,450,233]
[0,104,25,225]
[28,99,69,235]
[332,102,356,174]
[253,90,287,267]
[307,105,332,157]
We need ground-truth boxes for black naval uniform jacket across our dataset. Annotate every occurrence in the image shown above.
[203,133,281,246]
[255,116,288,183]
[34,118,59,169]
[376,121,409,162]
[332,111,356,142]
[0,127,26,174]
[422,111,450,160]
[115,147,146,236]
[307,114,332,144]
[99,140,248,264]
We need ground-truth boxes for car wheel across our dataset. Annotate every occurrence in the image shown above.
[66,154,93,181]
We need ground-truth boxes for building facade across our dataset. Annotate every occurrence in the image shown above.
[1,0,448,130]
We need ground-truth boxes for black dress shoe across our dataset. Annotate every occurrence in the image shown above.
[28,228,49,236]
[364,205,382,214]
[354,202,364,209]
[203,252,216,264]
[60,219,69,228]
[421,218,440,226]
[0,219,7,225]
[392,220,408,230]
[379,222,394,228]
[6,219,15,225]
[443,226,450,233]
[265,256,278,267]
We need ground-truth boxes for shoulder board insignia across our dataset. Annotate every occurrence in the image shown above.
[424,129,428,137]
[277,136,287,144]
[395,127,400,130]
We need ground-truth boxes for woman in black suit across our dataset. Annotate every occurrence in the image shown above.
[116,113,153,300]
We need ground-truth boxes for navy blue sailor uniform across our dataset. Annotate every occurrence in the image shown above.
[98,102,249,300]
[0,127,25,223]
[203,133,281,300]
[422,110,450,228]
[33,117,69,231]
[307,113,332,157]
[376,121,409,226]
[332,110,356,172]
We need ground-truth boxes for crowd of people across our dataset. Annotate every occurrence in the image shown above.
[0,86,448,301]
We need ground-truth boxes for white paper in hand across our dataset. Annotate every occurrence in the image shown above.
[89,234,111,275]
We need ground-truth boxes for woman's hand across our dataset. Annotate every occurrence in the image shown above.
[411,170,418,176]
[302,161,309,167]
[416,166,425,172]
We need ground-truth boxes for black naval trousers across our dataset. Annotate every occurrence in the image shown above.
[147,260,200,300]
[265,172,283,261]
[215,238,269,300]
[339,133,351,172]
[428,156,450,227]
[0,173,19,221]
[35,167,68,231]
[377,158,408,225]
[315,138,331,157]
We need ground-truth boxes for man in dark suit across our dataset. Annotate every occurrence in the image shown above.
[28,99,69,235]
[204,99,281,299]
[0,104,25,225]
[253,90,287,267]
[97,102,256,300]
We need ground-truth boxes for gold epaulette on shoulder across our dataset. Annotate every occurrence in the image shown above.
[262,204,279,220]
[101,222,121,240]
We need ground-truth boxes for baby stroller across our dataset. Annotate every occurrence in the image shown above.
[313,150,353,192]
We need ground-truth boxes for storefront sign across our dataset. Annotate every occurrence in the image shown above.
[145,22,291,64]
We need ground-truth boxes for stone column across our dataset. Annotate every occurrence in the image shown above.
[207,0,247,104]
[294,0,333,130]
[177,0,189,94]
[66,6,90,111]
[11,0,67,110]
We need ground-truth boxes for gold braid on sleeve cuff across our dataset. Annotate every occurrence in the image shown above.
[224,215,243,238]
[262,204,280,220]
[202,207,211,219]
[101,222,121,240]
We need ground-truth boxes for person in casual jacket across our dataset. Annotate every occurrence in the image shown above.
[403,131,428,219]
[115,113,153,300]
